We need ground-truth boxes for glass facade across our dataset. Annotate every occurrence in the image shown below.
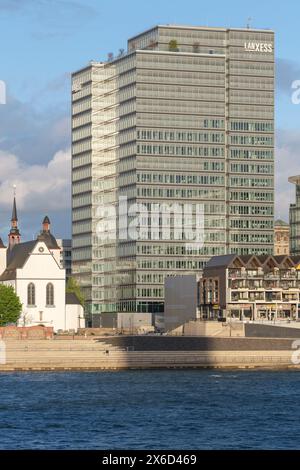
[289,176,300,255]
[72,25,275,326]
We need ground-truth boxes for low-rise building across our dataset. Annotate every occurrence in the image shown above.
[274,219,290,255]
[199,254,300,321]
[0,197,84,332]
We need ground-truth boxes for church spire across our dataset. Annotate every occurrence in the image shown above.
[11,194,18,226]
[8,186,20,249]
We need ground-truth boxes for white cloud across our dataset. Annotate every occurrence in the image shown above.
[0,148,71,212]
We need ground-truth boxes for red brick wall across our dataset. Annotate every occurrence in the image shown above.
[0,326,53,340]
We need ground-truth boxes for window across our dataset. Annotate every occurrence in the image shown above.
[27,283,35,306]
[46,283,54,306]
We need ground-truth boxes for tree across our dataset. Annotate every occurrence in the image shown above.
[19,310,34,327]
[66,277,85,307]
[168,39,179,51]
[0,285,22,326]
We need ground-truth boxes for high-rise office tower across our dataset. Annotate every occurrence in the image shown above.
[289,175,300,255]
[72,25,274,326]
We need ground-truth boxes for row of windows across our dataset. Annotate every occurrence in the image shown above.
[230,247,274,255]
[158,28,225,42]
[137,144,224,157]
[136,99,224,115]
[230,177,273,188]
[137,253,222,271]
[137,113,226,129]
[73,207,92,222]
[137,288,163,298]
[229,61,274,76]
[230,191,273,202]
[136,171,224,184]
[230,163,273,174]
[136,68,225,87]
[72,247,92,261]
[230,121,273,132]
[230,219,273,230]
[138,54,225,72]
[72,97,92,115]
[229,77,274,91]
[230,149,273,160]
[137,273,164,284]
[137,180,224,198]
[231,135,273,146]
[72,111,91,129]
[72,152,92,169]
[230,90,273,105]
[231,234,273,243]
[73,194,92,208]
[72,83,92,102]
[137,84,225,101]
[72,180,92,195]
[72,139,92,155]
[230,205,273,215]
[138,202,224,213]
[229,104,273,119]
[137,129,224,143]
[72,165,92,181]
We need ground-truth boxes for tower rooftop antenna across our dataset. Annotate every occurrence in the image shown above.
[247,17,253,29]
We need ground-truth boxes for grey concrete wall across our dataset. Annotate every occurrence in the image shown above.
[245,323,300,339]
[164,275,197,331]
[96,335,297,351]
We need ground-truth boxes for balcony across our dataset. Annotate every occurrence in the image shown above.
[248,293,265,301]
[265,292,282,302]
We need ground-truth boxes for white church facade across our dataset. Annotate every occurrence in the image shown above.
[0,198,84,332]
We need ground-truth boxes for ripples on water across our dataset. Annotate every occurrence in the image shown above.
[0,370,300,449]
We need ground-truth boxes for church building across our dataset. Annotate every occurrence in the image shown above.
[0,196,84,332]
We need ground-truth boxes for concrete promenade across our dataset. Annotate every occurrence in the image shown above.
[0,336,299,371]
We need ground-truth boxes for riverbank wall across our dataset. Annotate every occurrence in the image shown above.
[0,336,299,371]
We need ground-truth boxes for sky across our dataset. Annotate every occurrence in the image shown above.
[0,0,300,240]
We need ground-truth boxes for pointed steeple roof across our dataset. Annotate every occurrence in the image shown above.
[0,237,5,249]
[11,196,18,222]
[8,188,21,249]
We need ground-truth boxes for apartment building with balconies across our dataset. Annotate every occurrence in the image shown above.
[199,254,300,320]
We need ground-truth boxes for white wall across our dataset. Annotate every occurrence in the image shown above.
[66,304,85,331]
[0,247,6,274]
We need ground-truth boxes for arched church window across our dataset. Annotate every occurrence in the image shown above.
[46,283,54,306]
[27,283,35,306]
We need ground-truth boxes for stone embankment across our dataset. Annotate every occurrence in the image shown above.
[0,336,299,371]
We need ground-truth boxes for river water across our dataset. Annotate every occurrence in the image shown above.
[0,370,299,449]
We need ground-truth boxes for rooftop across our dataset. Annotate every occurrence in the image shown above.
[128,24,273,42]
[274,219,289,227]
[289,175,300,185]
